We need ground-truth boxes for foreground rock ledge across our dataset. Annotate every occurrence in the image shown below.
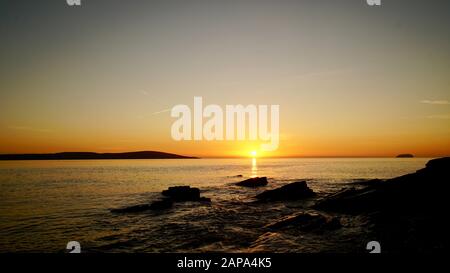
[313,157,450,253]
[265,211,341,231]
[255,181,315,201]
[314,157,450,214]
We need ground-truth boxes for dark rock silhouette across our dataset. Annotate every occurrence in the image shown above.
[111,198,173,213]
[314,157,450,253]
[350,179,383,186]
[0,151,197,160]
[396,154,414,158]
[162,186,211,202]
[255,181,315,201]
[314,157,450,213]
[150,198,175,210]
[111,186,210,213]
[265,211,341,231]
[111,204,152,213]
[235,177,268,187]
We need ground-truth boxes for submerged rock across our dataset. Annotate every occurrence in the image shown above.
[247,232,298,253]
[111,186,210,213]
[150,198,174,209]
[110,204,152,213]
[255,181,315,201]
[235,177,268,187]
[265,211,341,231]
[111,198,173,213]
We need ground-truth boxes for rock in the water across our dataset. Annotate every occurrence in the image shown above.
[149,198,174,210]
[110,204,152,213]
[235,177,268,187]
[313,187,381,214]
[110,198,173,213]
[255,181,315,201]
[265,211,341,231]
[162,186,201,201]
[111,186,211,213]
[198,197,212,202]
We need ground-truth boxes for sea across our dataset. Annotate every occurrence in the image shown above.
[0,158,430,253]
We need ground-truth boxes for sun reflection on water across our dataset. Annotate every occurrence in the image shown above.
[251,157,258,177]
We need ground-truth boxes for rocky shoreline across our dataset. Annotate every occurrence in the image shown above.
[313,157,450,252]
[111,157,450,253]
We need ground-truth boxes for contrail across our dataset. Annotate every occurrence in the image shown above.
[152,108,172,115]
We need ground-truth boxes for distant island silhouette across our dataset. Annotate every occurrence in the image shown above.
[396,154,414,158]
[0,151,197,160]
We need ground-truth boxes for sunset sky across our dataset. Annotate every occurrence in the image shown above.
[1,0,449,157]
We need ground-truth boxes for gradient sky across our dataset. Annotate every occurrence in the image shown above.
[1,0,449,157]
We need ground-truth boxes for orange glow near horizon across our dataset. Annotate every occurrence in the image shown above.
[0,133,449,158]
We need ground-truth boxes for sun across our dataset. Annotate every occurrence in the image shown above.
[250,150,258,157]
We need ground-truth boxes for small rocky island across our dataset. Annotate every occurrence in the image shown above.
[396,154,414,158]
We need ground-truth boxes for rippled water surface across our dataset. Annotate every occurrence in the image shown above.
[0,158,429,252]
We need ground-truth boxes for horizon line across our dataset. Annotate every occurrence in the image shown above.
[0,150,446,159]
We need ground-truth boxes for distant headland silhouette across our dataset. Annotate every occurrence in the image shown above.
[0,151,198,160]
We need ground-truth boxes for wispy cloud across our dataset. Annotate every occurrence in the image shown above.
[136,108,172,119]
[420,100,450,105]
[151,108,172,115]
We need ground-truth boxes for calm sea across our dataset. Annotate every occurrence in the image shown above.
[0,158,430,253]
